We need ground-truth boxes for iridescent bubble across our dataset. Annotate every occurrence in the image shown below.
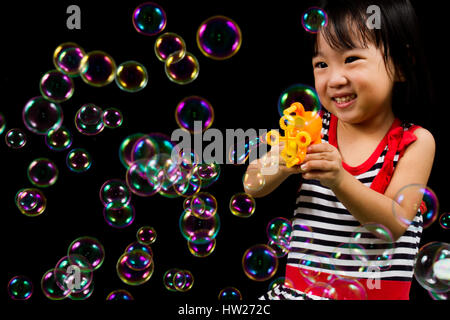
[15,188,46,217]
[125,241,153,257]
[330,277,367,300]
[41,269,70,300]
[187,236,216,258]
[196,15,242,60]
[40,70,74,102]
[23,96,63,135]
[67,236,105,271]
[218,287,242,300]
[440,213,450,230]
[116,250,154,285]
[267,217,292,246]
[242,168,265,193]
[66,148,92,172]
[173,270,194,292]
[75,103,105,136]
[331,243,369,273]
[79,51,116,87]
[267,239,290,258]
[277,83,322,117]
[297,252,337,284]
[165,51,199,85]
[119,133,146,169]
[99,179,131,209]
[154,32,186,62]
[302,7,328,34]
[8,276,33,300]
[126,160,162,197]
[191,192,217,219]
[229,193,255,218]
[106,289,134,300]
[103,203,135,228]
[242,244,278,281]
[193,163,221,188]
[175,96,214,133]
[5,128,27,149]
[414,242,449,293]
[304,282,337,299]
[179,208,220,244]
[54,255,93,294]
[163,268,182,292]
[393,184,439,229]
[68,283,94,300]
[132,2,167,36]
[0,112,5,135]
[136,226,157,245]
[131,135,159,164]
[115,60,148,92]
[45,126,72,151]
[53,42,85,76]
[103,108,123,128]
[27,158,58,187]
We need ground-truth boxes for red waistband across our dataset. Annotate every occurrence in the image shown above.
[285,264,411,300]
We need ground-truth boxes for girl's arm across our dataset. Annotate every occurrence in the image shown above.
[300,128,435,241]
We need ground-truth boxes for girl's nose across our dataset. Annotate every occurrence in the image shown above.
[328,69,349,88]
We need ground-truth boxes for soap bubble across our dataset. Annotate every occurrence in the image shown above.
[67,236,105,270]
[5,128,27,149]
[79,51,116,87]
[267,217,292,246]
[302,7,328,34]
[439,213,449,230]
[99,179,131,209]
[15,188,47,217]
[125,241,153,257]
[8,276,33,300]
[103,108,123,128]
[136,226,157,245]
[27,158,58,187]
[242,244,278,281]
[132,2,167,36]
[54,255,93,294]
[175,96,214,133]
[115,60,148,92]
[119,133,146,169]
[116,250,154,285]
[330,277,367,300]
[154,32,186,62]
[187,236,216,257]
[106,289,134,300]
[66,148,92,172]
[53,42,85,76]
[41,269,71,300]
[40,70,74,102]
[179,208,220,244]
[190,192,217,219]
[165,51,199,85]
[163,269,193,292]
[23,96,63,135]
[103,203,135,228]
[197,15,242,60]
[414,242,449,293]
[163,268,182,291]
[393,184,439,229]
[229,192,255,218]
[126,160,162,197]
[45,126,72,151]
[278,83,321,117]
[304,282,337,299]
[75,103,105,136]
[193,163,221,188]
[218,287,242,300]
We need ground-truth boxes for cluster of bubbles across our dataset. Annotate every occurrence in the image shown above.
[163,269,194,292]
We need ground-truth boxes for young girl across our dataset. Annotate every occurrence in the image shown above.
[248,0,435,300]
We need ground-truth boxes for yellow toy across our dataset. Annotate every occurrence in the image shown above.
[266,102,322,168]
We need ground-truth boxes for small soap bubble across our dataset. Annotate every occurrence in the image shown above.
[136,226,157,245]
[45,126,72,151]
[229,193,255,218]
[53,42,85,76]
[331,277,367,300]
[197,15,242,60]
[15,188,47,217]
[125,241,153,257]
[115,60,148,92]
[66,148,92,172]
[218,287,242,300]
[106,289,134,300]
[41,269,71,300]
[40,70,74,102]
[393,184,439,229]
[103,108,123,128]
[267,239,290,258]
[79,51,116,87]
[8,276,33,300]
[187,237,216,258]
[242,244,278,281]
[27,158,58,187]
[163,268,181,291]
[116,250,154,285]
[54,255,93,294]
[175,96,214,133]
[191,192,217,219]
[193,163,221,188]
[154,32,186,62]
[173,270,194,292]
[304,282,337,299]
[23,96,63,135]
[414,242,449,293]
[132,2,167,36]
[75,103,105,136]
[179,208,220,244]
[67,236,105,271]
[0,112,5,134]
[266,217,292,246]
[5,128,27,149]
[440,213,450,230]
[99,179,131,209]
[119,133,146,169]
[278,83,321,117]
[103,203,135,228]
[165,51,199,85]
[302,7,328,34]
[126,160,162,197]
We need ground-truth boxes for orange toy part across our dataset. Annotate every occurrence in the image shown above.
[266,102,322,168]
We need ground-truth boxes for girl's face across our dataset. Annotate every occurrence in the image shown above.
[312,29,396,125]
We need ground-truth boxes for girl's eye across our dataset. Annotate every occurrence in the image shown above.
[314,62,327,69]
[345,56,360,63]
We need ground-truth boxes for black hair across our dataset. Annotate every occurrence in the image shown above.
[308,0,433,124]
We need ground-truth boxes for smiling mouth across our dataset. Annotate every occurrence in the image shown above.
[332,94,357,104]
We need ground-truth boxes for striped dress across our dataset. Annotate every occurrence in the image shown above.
[261,110,423,300]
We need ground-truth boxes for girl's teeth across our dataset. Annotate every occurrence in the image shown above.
[334,94,356,103]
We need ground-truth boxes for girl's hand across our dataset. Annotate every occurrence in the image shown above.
[300,143,345,189]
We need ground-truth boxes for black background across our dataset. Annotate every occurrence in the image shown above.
[2,0,448,311]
